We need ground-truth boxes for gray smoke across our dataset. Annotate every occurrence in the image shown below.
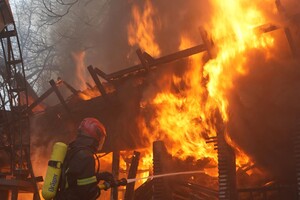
[227,42,300,183]
[50,0,212,86]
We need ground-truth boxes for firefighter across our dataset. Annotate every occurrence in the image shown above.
[54,117,114,200]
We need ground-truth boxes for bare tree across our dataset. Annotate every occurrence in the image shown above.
[10,0,61,94]
[9,0,112,94]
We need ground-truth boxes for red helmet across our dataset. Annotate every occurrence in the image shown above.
[78,118,106,142]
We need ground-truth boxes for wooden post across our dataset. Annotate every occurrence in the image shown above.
[124,151,140,200]
[0,190,8,200]
[11,188,18,200]
[111,151,120,200]
[87,65,107,96]
[284,27,297,58]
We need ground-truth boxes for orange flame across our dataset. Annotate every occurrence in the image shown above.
[130,0,277,176]
[128,0,161,57]
[72,51,90,91]
[204,0,275,121]
[72,51,104,100]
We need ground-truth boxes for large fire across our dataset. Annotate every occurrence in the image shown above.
[129,0,277,176]
[12,0,300,199]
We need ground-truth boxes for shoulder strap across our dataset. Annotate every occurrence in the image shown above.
[94,153,100,173]
[59,146,100,191]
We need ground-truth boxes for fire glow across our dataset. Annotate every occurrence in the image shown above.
[130,0,276,175]
[72,51,102,100]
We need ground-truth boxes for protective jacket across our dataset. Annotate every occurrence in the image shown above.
[54,136,101,200]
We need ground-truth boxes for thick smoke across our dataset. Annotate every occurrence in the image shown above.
[30,114,77,177]
[51,0,212,85]
[228,60,300,182]
[227,22,300,182]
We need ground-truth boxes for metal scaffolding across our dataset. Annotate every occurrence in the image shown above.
[0,0,40,199]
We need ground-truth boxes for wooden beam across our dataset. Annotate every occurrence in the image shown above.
[25,87,54,114]
[283,27,297,57]
[107,44,207,81]
[111,151,120,200]
[124,151,140,200]
[87,65,107,96]
[49,79,70,113]
[93,68,110,82]
[199,27,214,59]
[62,80,79,95]
[136,48,150,70]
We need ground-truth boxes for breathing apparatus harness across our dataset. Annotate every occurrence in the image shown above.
[58,145,100,190]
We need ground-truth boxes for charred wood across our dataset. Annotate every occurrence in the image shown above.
[124,151,140,200]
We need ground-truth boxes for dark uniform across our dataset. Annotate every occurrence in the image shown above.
[55,118,113,200]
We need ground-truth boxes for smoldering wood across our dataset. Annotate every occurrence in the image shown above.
[153,141,172,200]
[283,27,298,57]
[255,23,279,33]
[111,151,120,200]
[134,180,153,200]
[94,67,110,82]
[199,26,214,59]
[26,87,54,114]
[124,151,140,200]
[238,185,296,199]
[209,110,237,200]
[134,140,219,199]
[134,179,219,200]
[87,65,107,96]
[49,79,70,114]
[105,44,207,82]
[136,48,150,70]
[178,182,218,198]
[61,80,79,96]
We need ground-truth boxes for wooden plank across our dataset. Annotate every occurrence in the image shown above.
[111,151,120,200]
[124,151,140,200]
[107,44,207,81]
[49,79,70,113]
[87,65,107,96]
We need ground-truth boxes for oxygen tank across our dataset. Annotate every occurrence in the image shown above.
[42,142,67,200]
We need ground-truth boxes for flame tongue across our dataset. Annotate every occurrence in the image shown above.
[205,0,275,119]
[128,0,160,57]
[128,0,277,175]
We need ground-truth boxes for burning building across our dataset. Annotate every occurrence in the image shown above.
[1,0,300,199]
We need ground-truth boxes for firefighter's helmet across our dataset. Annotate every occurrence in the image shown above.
[78,118,106,142]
